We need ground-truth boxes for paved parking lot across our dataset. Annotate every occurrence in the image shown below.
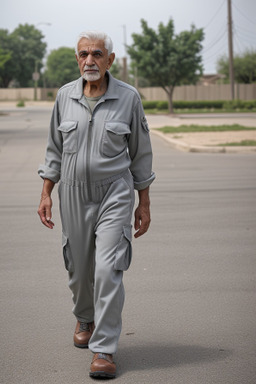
[0,107,256,383]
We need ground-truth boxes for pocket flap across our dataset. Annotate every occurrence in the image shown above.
[123,225,132,242]
[105,122,131,135]
[141,116,149,132]
[61,233,74,272]
[62,232,68,247]
[58,120,78,133]
[114,225,133,271]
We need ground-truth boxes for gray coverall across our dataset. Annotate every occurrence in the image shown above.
[38,72,155,354]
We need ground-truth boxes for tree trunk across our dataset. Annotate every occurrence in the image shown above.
[163,85,175,114]
[167,85,175,114]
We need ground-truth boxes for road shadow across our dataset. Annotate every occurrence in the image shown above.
[117,342,231,375]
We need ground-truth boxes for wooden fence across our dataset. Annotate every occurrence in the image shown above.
[0,83,255,101]
[138,83,256,101]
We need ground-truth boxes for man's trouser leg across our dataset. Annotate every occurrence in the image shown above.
[58,171,135,353]
[89,173,134,353]
[59,181,96,323]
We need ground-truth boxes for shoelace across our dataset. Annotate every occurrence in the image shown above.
[79,322,90,332]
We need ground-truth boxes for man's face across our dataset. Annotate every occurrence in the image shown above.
[76,38,115,82]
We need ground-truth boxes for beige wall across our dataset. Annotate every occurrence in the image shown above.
[139,83,256,101]
[0,88,35,100]
[0,88,58,101]
[0,84,255,101]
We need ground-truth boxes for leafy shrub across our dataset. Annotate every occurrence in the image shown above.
[173,100,224,109]
[156,101,168,110]
[47,91,54,100]
[223,100,256,110]
[142,99,256,110]
[16,99,25,107]
[142,101,159,109]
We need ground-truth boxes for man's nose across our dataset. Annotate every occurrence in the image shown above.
[86,54,94,66]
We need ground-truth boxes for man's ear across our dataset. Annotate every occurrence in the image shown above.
[75,54,79,64]
[107,53,115,70]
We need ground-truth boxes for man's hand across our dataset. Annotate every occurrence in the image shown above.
[134,187,151,238]
[37,179,55,229]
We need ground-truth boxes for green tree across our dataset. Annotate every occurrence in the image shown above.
[128,19,204,113]
[44,47,80,87]
[0,24,47,87]
[0,48,11,70]
[217,50,256,84]
[0,29,15,87]
[109,60,122,80]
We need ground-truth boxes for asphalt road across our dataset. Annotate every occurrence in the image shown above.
[0,107,256,384]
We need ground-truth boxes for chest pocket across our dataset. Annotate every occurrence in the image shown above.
[103,122,131,157]
[57,120,78,153]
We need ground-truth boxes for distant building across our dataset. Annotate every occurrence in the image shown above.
[197,74,226,86]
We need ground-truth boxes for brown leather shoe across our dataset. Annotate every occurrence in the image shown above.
[89,353,116,379]
[74,321,94,348]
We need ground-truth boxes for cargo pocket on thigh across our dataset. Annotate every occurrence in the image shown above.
[62,233,74,273]
[114,225,132,271]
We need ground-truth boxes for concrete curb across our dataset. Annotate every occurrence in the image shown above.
[151,129,256,154]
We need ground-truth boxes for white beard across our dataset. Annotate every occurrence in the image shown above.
[83,65,101,81]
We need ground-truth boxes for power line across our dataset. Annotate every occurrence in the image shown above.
[234,26,256,44]
[203,40,228,63]
[203,0,226,29]
[235,33,255,46]
[202,23,227,53]
[233,29,245,54]
[232,2,256,26]
[235,24,256,36]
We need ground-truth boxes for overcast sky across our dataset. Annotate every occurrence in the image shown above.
[1,0,256,74]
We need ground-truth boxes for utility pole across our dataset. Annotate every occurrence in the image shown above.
[122,25,128,83]
[227,0,235,100]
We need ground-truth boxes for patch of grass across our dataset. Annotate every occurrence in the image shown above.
[218,140,256,147]
[16,99,25,107]
[145,108,169,114]
[157,124,256,134]
[145,108,256,115]
[173,109,256,114]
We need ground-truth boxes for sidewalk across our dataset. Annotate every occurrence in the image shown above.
[146,113,256,153]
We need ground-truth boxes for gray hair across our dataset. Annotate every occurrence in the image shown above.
[75,31,113,55]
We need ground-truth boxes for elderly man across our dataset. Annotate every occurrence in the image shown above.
[38,31,155,379]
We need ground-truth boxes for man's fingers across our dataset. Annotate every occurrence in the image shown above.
[42,215,55,229]
[134,217,150,238]
[37,194,54,229]
[37,205,54,229]
[45,207,52,222]
[134,222,149,238]
[134,216,140,231]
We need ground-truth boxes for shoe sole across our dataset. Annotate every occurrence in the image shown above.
[89,371,116,379]
[74,342,89,348]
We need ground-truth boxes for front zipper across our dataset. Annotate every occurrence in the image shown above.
[84,99,105,201]
[86,115,93,201]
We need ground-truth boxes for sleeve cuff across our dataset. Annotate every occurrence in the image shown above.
[133,172,156,190]
[38,164,61,183]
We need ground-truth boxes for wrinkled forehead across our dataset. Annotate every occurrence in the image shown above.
[77,38,107,54]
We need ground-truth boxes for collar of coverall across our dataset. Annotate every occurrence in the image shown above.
[69,71,119,102]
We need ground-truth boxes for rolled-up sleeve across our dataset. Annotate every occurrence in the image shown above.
[38,99,62,183]
[128,100,155,190]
